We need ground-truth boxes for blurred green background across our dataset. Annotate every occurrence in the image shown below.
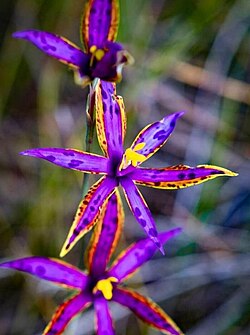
[0,0,249,334]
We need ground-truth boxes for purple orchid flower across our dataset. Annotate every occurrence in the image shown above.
[0,191,183,335]
[13,0,133,87]
[20,81,237,256]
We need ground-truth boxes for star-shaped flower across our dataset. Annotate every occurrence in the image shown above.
[0,192,183,335]
[13,0,133,87]
[20,80,237,256]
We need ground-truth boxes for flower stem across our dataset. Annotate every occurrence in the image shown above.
[81,82,96,197]
[79,80,98,269]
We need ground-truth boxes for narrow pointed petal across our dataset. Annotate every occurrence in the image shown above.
[123,112,184,168]
[60,176,117,257]
[86,190,124,276]
[120,178,163,253]
[95,80,126,158]
[0,257,88,289]
[131,165,238,189]
[112,288,183,335]
[20,148,109,174]
[81,0,119,50]
[108,228,181,281]
[94,296,115,335]
[13,30,88,69]
[43,293,92,335]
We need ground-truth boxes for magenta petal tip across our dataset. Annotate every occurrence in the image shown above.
[12,31,26,39]
[19,151,26,155]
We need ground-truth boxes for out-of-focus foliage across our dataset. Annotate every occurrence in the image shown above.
[0,0,249,334]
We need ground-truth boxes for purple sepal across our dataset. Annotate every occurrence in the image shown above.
[94,296,115,335]
[13,30,88,69]
[44,293,91,334]
[112,288,182,335]
[88,191,123,277]
[128,112,184,165]
[20,148,109,174]
[0,257,88,289]
[108,228,182,281]
[120,177,164,253]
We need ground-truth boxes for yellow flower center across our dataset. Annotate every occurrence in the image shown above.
[89,45,105,65]
[124,142,146,167]
[93,277,118,300]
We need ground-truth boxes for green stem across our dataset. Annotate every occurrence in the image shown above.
[78,80,97,269]
[81,82,96,197]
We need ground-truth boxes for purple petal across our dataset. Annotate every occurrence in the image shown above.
[120,177,163,253]
[94,296,115,335]
[95,80,126,159]
[81,0,119,50]
[0,257,88,290]
[112,288,183,335]
[44,293,92,335]
[87,190,124,277]
[20,148,109,174]
[13,30,89,69]
[125,112,184,167]
[108,228,182,281]
[131,165,237,189]
[60,176,118,257]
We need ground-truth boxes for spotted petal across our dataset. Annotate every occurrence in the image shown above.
[81,0,119,51]
[94,296,115,335]
[20,148,109,174]
[131,165,238,189]
[43,292,92,335]
[13,30,88,70]
[86,190,124,276]
[120,177,163,253]
[95,80,126,158]
[121,112,184,169]
[60,176,118,257]
[112,287,183,335]
[108,228,181,281]
[0,257,88,290]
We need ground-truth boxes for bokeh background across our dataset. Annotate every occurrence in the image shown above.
[0,0,250,334]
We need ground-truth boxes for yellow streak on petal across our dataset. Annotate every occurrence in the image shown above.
[124,142,147,167]
[115,95,127,142]
[95,80,108,156]
[107,0,120,42]
[94,277,118,300]
[134,142,146,151]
